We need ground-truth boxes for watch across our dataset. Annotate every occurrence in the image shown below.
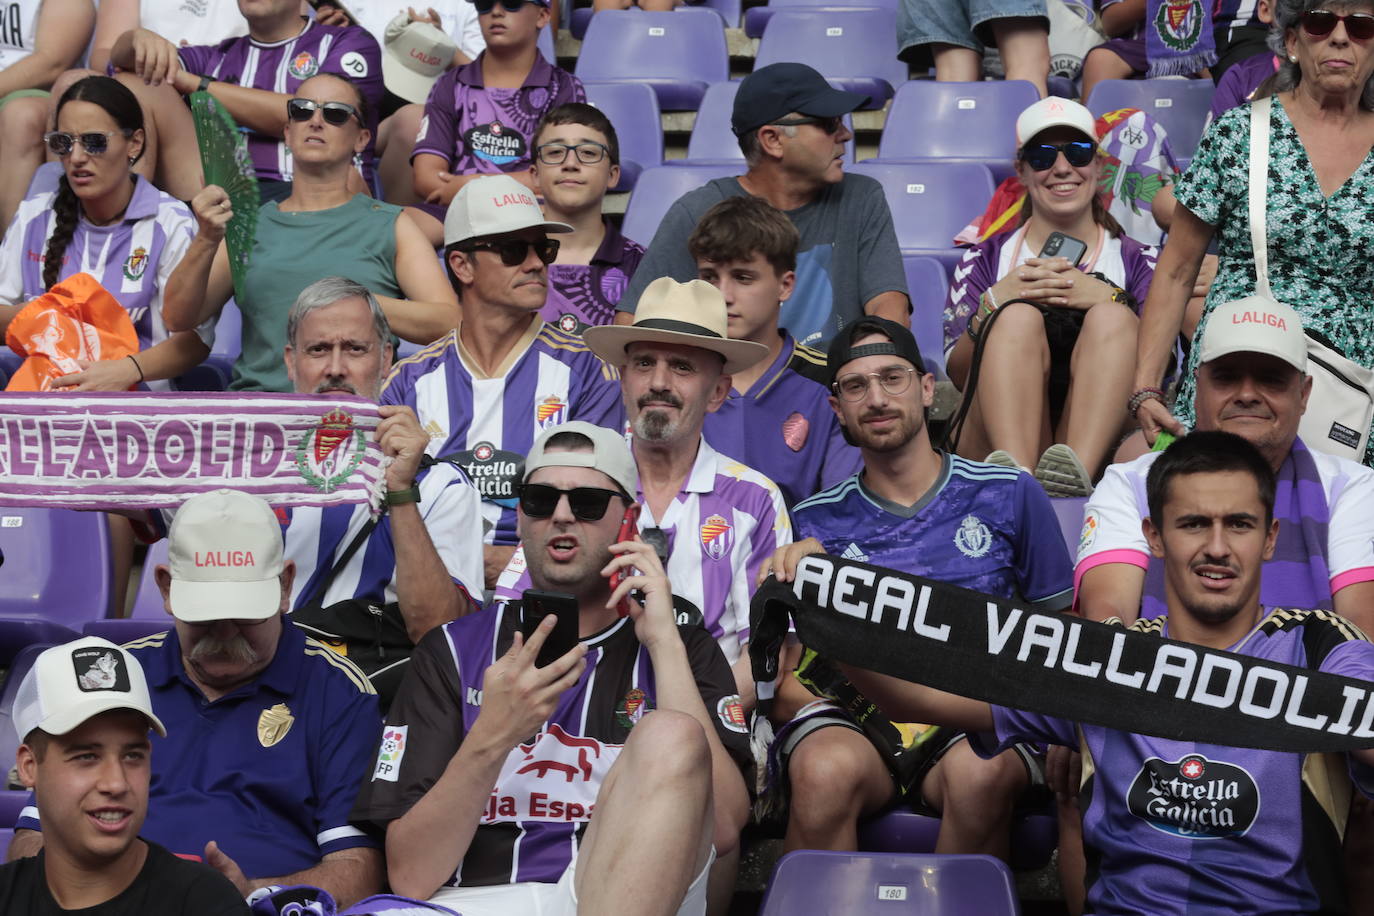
[197,74,213,93]
[385,485,421,506]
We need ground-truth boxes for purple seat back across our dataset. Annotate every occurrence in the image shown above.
[858,807,1058,872]
[684,80,856,164]
[0,508,111,646]
[0,790,26,828]
[575,9,728,111]
[876,80,1040,182]
[129,539,171,620]
[902,256,948,378]
[0,643,53,784]
[850,161,995,271]
[753,9,906,108]
[1051,496,1088,560]
[1085,78,1215,162]
[583,81,664,192]
[571,0,740,38]
[0,827,12,850]
[537,23,555,62]
[760,850,1020,915]
[744,0,897,39]
[212,299,242,359]
[620,163,740,248]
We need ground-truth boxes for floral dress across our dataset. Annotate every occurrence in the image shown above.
[1173,96,1374,464]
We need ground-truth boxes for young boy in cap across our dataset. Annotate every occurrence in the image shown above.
[0,637,247,914]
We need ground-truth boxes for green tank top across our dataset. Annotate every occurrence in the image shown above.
[232,194,403,392]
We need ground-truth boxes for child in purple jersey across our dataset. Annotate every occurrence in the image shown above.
[531,103,645,333]
[410,0,583,217]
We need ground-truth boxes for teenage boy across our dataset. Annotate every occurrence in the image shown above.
[692,196,860,507]
[410,0,583,216]
[532,103,646,333]
[0,637,247,914]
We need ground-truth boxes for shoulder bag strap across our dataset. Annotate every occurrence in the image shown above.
[306,513,382,608]
[1248,96,1274,299]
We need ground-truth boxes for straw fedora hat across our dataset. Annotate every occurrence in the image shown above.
[583,277,769,375]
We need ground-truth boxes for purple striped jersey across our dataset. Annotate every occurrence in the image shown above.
[178,19,384,186]
[1076,438,1374,618]
[495,437,793,662]
[350,602,749,888]
[379,321,624,546]
[0,175,213,391]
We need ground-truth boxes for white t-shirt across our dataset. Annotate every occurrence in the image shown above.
[0,0,41,73]
[340,0,484,61]
[143,0,248,48]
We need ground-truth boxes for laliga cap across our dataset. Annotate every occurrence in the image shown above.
[13,636,166,743]
[1197,296,1308,373]
[1015,96,1098,147]
[382,13,458,105]
[523,421,637,498]
[168,489,285,624]
[444,174,572,246]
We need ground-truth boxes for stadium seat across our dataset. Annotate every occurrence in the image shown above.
[744,0,897,39]
[0,509,113,660]
[850,162,996,271]
[85,540,173,644]
[858,807,1059,872]
[620,162,740,247]
[753,8,906,109]
[0,790,25,827]
[0,827,12,849]
[876,80,1041,182]
[0,643,54,784]
[1051,496,1088,559]
[759,850,1020,915]
[571,0,741,37]
[1085,78,1215,166]
[583,81,664,191]
[574,9,728,111]
[903,256,949,378]
[538,23,555,61]
[683,80,857,165]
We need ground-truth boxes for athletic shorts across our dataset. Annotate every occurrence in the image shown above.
[428,845,715,916]
[899,0,1048,63]
[1093,37,1147,75]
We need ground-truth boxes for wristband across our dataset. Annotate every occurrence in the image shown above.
[385,485,421,506]
[127,354,144,383]
[1127,386,1165,417]
[197,74,212,93]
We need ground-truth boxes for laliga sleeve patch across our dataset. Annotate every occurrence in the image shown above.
[717,695,748,734]
[1079,510,1099,554]
[340,51,369,78]
[373,725,408,782]
[72,648,130,693]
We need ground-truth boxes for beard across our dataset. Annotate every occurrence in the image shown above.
[847,406,923,453]
[633,390,685,443]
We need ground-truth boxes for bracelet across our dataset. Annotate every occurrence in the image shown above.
[127,354,145,383]
[1127,386,1165,417]
[982,289,999,315]
[385,485,422,506]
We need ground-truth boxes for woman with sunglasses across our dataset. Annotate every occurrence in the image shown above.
[0,75,212,390]
[943,97,1157,497]
[163,72,459,393]
[1133,0,1374,465]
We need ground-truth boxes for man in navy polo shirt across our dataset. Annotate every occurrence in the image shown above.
[10,490,384,908]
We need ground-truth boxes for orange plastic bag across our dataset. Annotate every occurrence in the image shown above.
[5,272,139,391]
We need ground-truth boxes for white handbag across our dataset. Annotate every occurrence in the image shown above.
[1247,96,1374,462]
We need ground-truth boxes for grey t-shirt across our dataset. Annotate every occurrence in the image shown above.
[620,174,909,347]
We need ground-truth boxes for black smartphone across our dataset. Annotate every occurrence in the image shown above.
[1039,231,1088,267]
[520,589,580,668]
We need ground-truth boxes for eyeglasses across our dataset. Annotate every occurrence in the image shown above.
[286,98,363,127]
[518,483,630,520]
[1300,9,1374,40]
[471,0,536,13]
[536,141,611,165]
[1021,140,1097,171]
[461,237,560,266]
[832,366,918,401]
[44,130,131,157]
[770,115,845,135]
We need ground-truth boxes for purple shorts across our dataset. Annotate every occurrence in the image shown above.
[1093,36,1147,75]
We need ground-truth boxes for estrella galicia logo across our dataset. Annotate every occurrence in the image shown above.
[464,121,526,166]
[1127,755,1260,839]
[455,442,524,506]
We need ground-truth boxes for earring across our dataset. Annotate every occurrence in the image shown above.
[1289,54,1298,62]
[128,156,136,166]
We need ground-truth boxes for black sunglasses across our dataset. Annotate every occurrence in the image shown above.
[1021,139,1096,171]
[286,98,363,127]
[1301,9,1374,40]
[471,0,535,12]
[461,237,560,266]
[518,483,629,520]
[44,130,131,157]
[770,115,844,135]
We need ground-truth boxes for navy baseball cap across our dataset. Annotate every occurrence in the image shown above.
[731,63,868,137]
[826,316,925,385]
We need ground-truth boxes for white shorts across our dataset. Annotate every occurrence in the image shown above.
[428,846,715,916]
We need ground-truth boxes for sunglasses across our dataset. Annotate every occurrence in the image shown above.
[44,130,131,157]
[1300,9,1374,40]
[1021,139,1097,171]
[461,237,560,266]
[286,98,363,127]
[518,483,629,520]
[536,141,610,165]
[770,115,845,135]
[471,0,538,12]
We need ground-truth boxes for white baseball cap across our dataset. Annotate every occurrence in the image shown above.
[523,420,638,497]
[443,174,573,246]
[382,13,457,106]
[167,489,285,624]
[1015,97,1098,147]
[13,637,165,743]
[1198,295,1308,373]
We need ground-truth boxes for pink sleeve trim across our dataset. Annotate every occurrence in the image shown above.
[1073,549,1151,592]
[1332,568,1374,594]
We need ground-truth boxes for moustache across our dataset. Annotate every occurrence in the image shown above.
[189,633,259,667]
[638,390,683,410]
[315,376,358,395]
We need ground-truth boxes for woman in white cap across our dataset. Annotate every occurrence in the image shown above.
[942,96,1158,498]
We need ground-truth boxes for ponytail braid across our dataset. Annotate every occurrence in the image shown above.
[42,175,80,291]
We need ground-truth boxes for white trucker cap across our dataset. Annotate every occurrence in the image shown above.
[1197,295,1308,374]
[13,636,165,743]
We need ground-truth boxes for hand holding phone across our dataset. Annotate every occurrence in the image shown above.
[1039,231,1088,268]
[608,503,641,616]
[520,590,581,668]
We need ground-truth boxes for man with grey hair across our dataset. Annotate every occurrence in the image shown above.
[615,62,909,348]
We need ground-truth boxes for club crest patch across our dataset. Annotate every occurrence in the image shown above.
[717,695,747,733]
[289,51,319,79]
[954,514,992,559]
[700,514,733,561]
[615,687,651,730]
[122,246,148,282]
[1154,0,1203,51]
[72,647,130,693]
[295,408,366,493]
[258,703,294,748]
[536,394,567,429]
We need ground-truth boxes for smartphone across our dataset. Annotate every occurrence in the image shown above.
[608,503,641,617]
[1039,231,1088,267]
[520,589,580,668]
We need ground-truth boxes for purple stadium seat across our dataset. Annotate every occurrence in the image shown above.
[620,162,740,248]
[0,790,25,827]
[903,256,948,378]
[1085,78,1215,165]
[683,80,856,165]
[858,807,1059,872]
[538,23,555,61]
[176,297,243,391]
[0,509,112,660]
[85,540,172,644]
[574,9,728,111]
[744,0,897,38]
[760,850,1020,915]
[571,0,740,38]
[850,161,995,271]
[0,643,53,783]
[0,827,12,850]
[753,8,906,109]
[583,81,664,191]
[1051,496,1088,559]
[876,80,1041,182]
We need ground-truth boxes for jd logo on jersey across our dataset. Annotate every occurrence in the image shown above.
[1127,754,1260,838]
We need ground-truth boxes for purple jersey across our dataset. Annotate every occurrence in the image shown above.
[793,454,1073,610]
[178,19,384,186]
[413,52,584,176]
[1210,52,1280,121]
[379,321,624,546]
[541,219,645,332]
[703,332,862,507]
[977,609,1374,915]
